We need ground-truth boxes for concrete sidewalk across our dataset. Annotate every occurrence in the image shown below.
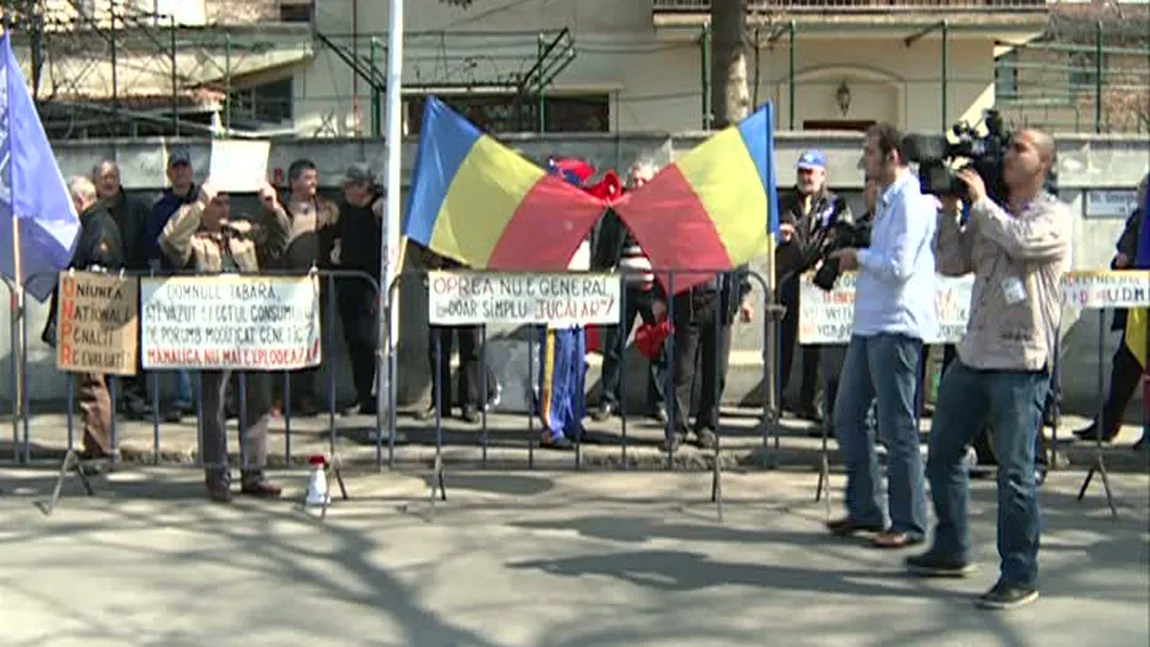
[2,407,1148,473]
[1,469,1147,647]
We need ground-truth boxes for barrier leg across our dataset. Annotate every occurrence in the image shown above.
[1076,315,1118,517]
[42,449,95,516]
[815,417,832,519]
[709,291,724,523]
[429,332,448,506]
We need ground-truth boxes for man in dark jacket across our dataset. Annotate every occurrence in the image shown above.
[331,163,384,416]
[775,150,853,423]
[51,176,125,460]
[145,147,198,422]
[659,267,754,452]
[94,160,151,419]
[589,161,667,424]
[1074,173,1149,443]
[417,246,484,423]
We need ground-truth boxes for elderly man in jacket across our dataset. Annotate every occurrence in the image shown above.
[160,180,291,502]
[43,176,125,462]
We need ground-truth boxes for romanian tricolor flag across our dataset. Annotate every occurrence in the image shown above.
[1125,185,1150,370]
[613,102,779,294]
[404,96,606,269]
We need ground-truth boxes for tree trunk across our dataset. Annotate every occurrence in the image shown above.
[710,0,750,129]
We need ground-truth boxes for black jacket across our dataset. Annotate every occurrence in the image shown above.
[775,187,853,282]
[1113,207,1144,331]
[333,192,384,275]
[42,203,126,346]
[104,188,150,271]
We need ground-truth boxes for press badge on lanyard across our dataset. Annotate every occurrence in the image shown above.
[1001,276,1027,305]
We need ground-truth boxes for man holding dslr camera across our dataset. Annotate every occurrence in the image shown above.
[823,123,936,550]
[909,128,1071,610]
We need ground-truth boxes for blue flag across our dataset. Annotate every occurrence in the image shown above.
[0,34,80,302]
[1138,180,1150,270]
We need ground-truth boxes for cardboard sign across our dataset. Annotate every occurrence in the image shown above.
[140,275,321,370]
[207,140,270,193]
[428,271,621,326]
[55,271,139,376]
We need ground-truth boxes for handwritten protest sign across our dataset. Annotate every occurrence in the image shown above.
[1061,270,1150,309]
[429,271,621,326]
[140,275,321,370]
[799,272,974,345]
[55,272,139,376]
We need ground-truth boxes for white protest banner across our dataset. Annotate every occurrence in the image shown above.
[428,271,621,326]
[799,272,975,345]
[208,139,270,193]
[140,275,321,370]
[1061,270,1150,309]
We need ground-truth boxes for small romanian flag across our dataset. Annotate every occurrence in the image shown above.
[613,103,779,294]
[403,96,606,270]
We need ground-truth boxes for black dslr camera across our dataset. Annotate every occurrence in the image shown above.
[811,218,872,291]
[902,109,1057,203]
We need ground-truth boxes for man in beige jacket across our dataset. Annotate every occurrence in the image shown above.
[160,181,291,502]
[907,129,1071,611]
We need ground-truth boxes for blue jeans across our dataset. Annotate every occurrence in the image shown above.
[173,370,193,409]
[927,360,1047,588]
[833,333,927,538]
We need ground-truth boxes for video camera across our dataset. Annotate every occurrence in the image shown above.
[902,109,1057,202]
[811,218,871,292]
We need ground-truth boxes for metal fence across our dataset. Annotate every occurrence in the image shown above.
[4,267,783,478]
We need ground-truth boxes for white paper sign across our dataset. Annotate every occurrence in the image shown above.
[799,272,975,345]
[1061,271,1150,309]
[428,271,621,326]
[140,275,321,370]
[208,140,271,193]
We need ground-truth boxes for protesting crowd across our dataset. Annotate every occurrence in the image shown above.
[39,120,1149,611]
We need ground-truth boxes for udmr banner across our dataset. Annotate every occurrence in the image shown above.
[140,275,322,370]
[428,271,621,326]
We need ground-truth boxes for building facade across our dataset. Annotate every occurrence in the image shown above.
[4,1,1147,138]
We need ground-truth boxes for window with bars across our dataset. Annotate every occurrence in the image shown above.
[227,77,294,124]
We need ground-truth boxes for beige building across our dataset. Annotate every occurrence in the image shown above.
[5,0,1146,137]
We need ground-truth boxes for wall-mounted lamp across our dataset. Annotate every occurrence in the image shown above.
[835,80,851,116]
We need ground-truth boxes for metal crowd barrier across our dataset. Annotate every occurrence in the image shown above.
[6,264,791,519]
[6,268,385,512]
[381,267,782,514]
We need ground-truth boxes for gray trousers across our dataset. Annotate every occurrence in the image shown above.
[200,370,271,486]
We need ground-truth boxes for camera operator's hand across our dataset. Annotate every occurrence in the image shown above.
[939,195,963,213]
[828,248,859,272]
[957,168,988,204]
[778,222,796,243]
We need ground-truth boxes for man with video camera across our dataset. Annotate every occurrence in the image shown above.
[908,128,1071,611]
[823,124,936,550]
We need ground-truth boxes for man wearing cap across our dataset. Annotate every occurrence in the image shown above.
[330,163,384,416]
[776,149,853,425]
[146,146,198,422]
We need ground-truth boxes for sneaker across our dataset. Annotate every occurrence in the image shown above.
[906,551,975,578]
[976,581,1039,610]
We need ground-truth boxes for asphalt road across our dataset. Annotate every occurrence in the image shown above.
[1,468,1147,647]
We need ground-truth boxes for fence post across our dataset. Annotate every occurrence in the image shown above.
[941,19,949,132]
[1095,20,1104,134]
[701,22,712,130]
[788,19,796,130]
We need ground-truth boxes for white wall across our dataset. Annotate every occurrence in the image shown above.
[290,0,999,135]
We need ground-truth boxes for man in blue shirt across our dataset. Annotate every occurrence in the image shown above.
[825,123,936,549]
[146,147,198,422]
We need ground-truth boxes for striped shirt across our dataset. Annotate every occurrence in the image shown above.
[618,242,654,289]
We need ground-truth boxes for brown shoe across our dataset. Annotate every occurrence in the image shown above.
[871,531,924,549]
[826,517,886,537]
[240,481,283,498]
